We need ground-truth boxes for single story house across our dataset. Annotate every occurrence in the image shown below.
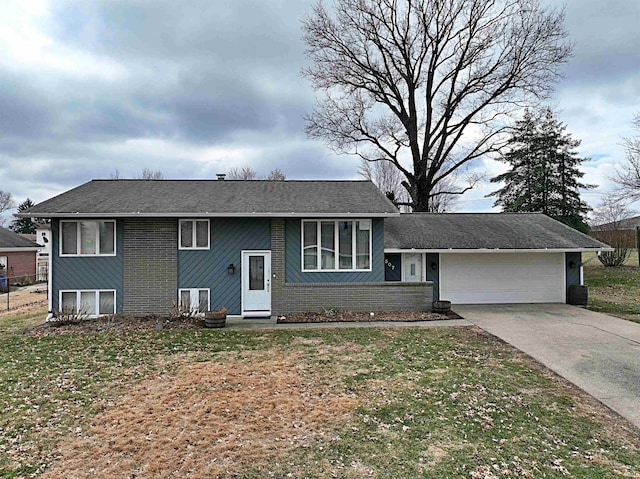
[0,226,42,287]
[19,179,609,319]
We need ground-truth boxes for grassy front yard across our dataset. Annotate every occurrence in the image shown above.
[1,307,639,478]
[583,250,640,323]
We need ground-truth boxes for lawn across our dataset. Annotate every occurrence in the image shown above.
[1,307,640,478]
[583,250,640,323]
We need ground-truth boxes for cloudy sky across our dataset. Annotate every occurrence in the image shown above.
[0,0,639,220]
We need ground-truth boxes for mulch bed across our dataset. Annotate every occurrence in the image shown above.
[22,310,464,336]
[277,310,463,323]
[23,315,205,337]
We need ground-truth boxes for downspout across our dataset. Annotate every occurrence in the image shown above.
[45,222,54,322]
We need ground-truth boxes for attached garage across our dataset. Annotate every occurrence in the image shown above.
[439,252,565,304]
[384,213,612,307]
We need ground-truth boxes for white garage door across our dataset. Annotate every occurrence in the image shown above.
[440,253,565,304]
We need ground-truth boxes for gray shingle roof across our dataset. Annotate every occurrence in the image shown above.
[21,180,399,217]
[385,213,610,250]
[0,226,41,249]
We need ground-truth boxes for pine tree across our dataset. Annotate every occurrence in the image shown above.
[11,199,38,234]
[488,108,594,232]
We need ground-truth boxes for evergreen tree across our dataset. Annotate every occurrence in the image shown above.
[11,199,38,234]
[488,108,594,232]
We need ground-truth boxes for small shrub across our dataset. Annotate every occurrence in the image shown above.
[50,306,90,327]
[169,300,201,320]
[322,307,340,318]
[597,246,631,267]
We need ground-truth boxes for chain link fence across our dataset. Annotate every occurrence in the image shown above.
[0,272,48,313]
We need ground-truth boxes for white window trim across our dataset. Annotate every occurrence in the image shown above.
[301,219,373,272]
[59,220,117,257]
[178,219,210,250]
[58,289,117,317]
[178,288,210,316]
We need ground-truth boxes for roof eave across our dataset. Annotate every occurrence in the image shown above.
[18,211,401,218]
[384,247,614,253]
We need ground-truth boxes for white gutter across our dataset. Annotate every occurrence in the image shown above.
[0,247,41,252]
[384,247,614,253]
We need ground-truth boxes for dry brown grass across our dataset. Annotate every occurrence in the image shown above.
[42,350,359,478]
[0,285,47,314]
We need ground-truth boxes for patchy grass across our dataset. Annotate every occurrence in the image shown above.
[1,312,639,478]
[583,250,640,323]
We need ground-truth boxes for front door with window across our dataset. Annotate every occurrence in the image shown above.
[403,253,423,282]
[241,251,271,317]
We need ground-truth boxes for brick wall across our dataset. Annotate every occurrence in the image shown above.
[3,251,37,282]
[276,281,433,314]
[123,218,177,315]
[270,219,433,314]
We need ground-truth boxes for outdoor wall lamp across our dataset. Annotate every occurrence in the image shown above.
[568,261,577,269]
[227,263,236,275]
[431,262,438,270]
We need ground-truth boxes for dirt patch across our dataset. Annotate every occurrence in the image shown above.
[42,351,359,478]
[279,310,460,323]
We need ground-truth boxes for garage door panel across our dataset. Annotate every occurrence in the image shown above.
[440,253,564,304]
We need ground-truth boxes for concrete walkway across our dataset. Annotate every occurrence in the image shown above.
[457,304,640,429]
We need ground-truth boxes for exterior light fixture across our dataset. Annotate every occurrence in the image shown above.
[431,262,438,270]
[227,263,235,275]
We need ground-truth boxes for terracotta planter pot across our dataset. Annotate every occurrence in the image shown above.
[205,311,226,328]
[432,300,451,314]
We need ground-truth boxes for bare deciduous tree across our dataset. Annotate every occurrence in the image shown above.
[303,0,572,211]
[359,159,412,211]
[266,168,287,181]
[139,168,164,180]
[0,190,15,227]
[615,114,640,201]
[227,166,259,180]
[227,166,287,180]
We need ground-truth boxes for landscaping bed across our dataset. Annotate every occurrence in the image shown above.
[278,309,461,323]
[24,314,205,337]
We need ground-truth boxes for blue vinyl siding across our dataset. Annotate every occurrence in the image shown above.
[51,219,124,313]
[178,218,270,315]
[285,218,385,283]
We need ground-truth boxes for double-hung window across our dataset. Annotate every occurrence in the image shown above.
[179,220,209,249]
[59,290,116,315]
[178,288,210,314]
[302,220,371,272]
[60,220,116,256]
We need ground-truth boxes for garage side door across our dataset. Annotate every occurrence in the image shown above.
[440,253,565,304]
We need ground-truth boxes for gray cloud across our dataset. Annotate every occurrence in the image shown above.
[0,0,638,213]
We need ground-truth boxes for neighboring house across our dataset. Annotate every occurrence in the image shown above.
[590,215,640,248]
[0,226,41,286]
[35,224,51,282]
[18,179,609,318]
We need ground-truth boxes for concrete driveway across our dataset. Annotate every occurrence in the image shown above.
[456,304,640,429]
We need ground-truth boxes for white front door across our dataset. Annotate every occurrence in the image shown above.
[403,253,423,282]
[241,251,271,317]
